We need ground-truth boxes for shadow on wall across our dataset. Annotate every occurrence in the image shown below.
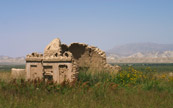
[68,43,86,59]
[61,43,108,69]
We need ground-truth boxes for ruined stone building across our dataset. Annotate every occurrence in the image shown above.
[26,39,78,83]
[25,38,120,83]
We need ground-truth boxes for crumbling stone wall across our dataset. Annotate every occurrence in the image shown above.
[25,38,79,83]
[68,43,106,68]
[13,38,120,82]
[11,68,26,79]
[61,43,121,72]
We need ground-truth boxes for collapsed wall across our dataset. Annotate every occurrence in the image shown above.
[68,43,106,68]
[62,43,121,72]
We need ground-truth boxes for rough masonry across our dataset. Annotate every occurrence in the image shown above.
[26,38,78,83]
[23,38,120,83]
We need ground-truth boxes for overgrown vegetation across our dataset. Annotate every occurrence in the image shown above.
[0,64,173,108]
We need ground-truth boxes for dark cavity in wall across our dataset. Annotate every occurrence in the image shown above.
[68,43,86,60]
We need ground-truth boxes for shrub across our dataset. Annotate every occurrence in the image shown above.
[114,67,145,86]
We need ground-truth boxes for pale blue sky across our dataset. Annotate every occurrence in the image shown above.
[0,0,173,57]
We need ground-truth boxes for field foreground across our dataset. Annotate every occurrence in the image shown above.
[0,64,173,108]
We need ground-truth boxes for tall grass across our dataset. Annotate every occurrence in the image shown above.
[0,66,173,108]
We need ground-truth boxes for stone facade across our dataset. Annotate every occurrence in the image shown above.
[26,38,78,83]
[25,38,120,83]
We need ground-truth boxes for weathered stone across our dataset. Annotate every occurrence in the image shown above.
[27,52,43,58]
[11,68,26,79]
[25,38,78,84]
[68,43,117,71]
[44,38,62,57]
[22,38,120,84]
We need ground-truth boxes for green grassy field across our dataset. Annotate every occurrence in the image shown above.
[0,64,173,108]
[0,65,25,72]
[113,63,173,73]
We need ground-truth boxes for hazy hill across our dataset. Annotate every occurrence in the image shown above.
[107,43,173,56]
[0,56,25,65]
[107,43,173,63]
[1,43,173,64]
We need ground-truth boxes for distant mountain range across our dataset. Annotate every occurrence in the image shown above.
[1,43,173,64]
[0,56,25,65]
[106,43,173,63]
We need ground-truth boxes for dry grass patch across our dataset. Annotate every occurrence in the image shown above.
[0,72,11,81]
